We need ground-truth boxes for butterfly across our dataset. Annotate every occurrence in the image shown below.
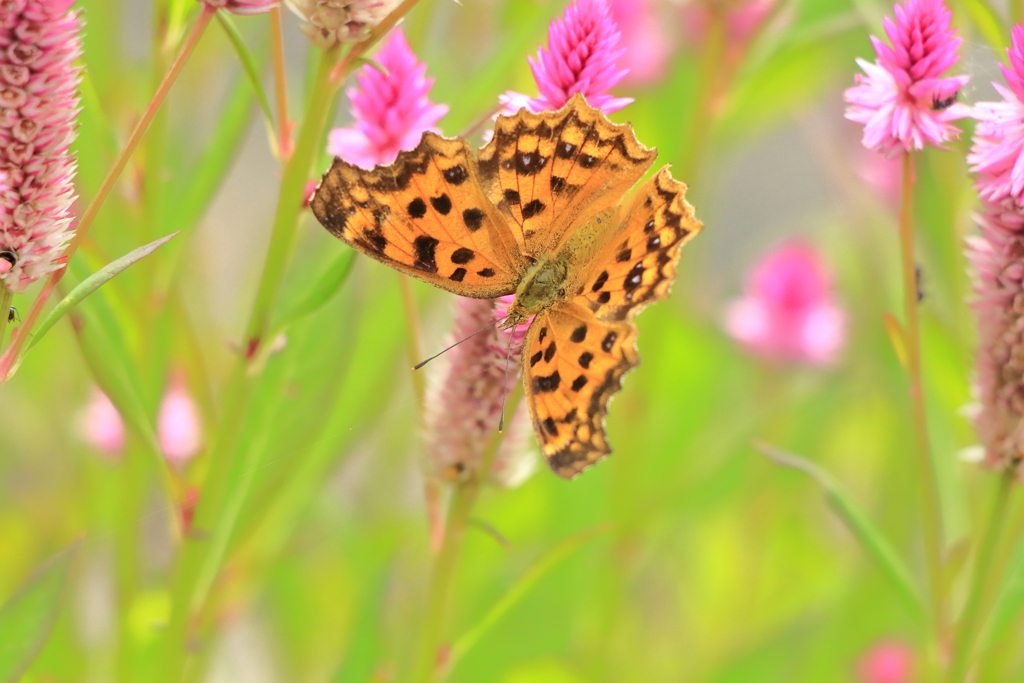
[310,94,703,479]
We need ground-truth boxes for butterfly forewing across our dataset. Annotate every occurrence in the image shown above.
[522,302,639,479]
[478,93,657,257]
[312,132,523,299]
[578,167,703,322]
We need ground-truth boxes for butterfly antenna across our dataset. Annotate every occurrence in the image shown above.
[497,328,516,433]
[413,314,509,371]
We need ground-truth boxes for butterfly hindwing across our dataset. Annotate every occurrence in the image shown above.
[579,167,702,322]
[478,93,656,257]
[522,302,639,479]
[312,132,523,299]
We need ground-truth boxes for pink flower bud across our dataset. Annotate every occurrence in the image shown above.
[158,373,202,466]
[78,388,125,457]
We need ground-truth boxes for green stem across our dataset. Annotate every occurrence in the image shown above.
[409,388,523,683]
[0,6,215,382]
[154,44,343,682]
[243,43,343,354]
[0,286,12,352]
[947,471,1016,683]
[898,152,947,643]
[269,7,292,161]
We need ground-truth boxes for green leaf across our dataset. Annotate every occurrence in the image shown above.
[961,0,1009,52]
[448,522,613,669]
[0,546,77,683]
[754,441,925,619]
[25,233,179,354]
[274,248,358,330]
[351,56,388,76]
[216,11,275,131]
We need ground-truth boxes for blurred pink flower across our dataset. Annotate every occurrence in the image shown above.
[725,243,845,365]
[855,141,902,207]
[680,0,780,59]
[844,0,969,155]
[969,25,1024,207]
[966,204,1024,478]
[199,0,278,14]
[608,0,671,87]
[857,641,913,683]
[423,296,535,486]
[503,0,632,115]
[327,28,447,169]
[158,374,202,466]
[78,388,125,457]
[0,0,81,292]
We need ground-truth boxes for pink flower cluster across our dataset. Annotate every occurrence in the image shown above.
[423,296,535,487]
[503,0,632,115]
[327,29,447,169]
[725,244,845,365]
[844,0,969,155]
[0,0,81,292]
[967,26,1024,478]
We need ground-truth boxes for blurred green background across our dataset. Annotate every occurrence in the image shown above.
[1,0,1020,680]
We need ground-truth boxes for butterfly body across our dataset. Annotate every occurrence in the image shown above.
[311,94,703,478]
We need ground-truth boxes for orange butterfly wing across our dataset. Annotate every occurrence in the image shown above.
[477,93,656,256]
[522,166,703,478]
[312,132,524,299]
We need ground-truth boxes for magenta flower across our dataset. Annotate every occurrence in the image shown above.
[725,243,846,365]
[966,204,1024,478]
[327,29,447,170]
[504,0,632,115]
[77,387,125,458]
[158,373,203,466]
[608,0,671,87]
[423,296,535,487]
[844,0,969,155]
[857,641,913,683]
[969,25,1024,207]
[199,0,278,14]
[0,0,81,292]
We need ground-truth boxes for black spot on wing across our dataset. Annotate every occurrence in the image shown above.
[449,267,467,282]
[462,208,484,232]
[544,341,556,362]
[443,165,468,185]
[450,247,475,264]
[430,194,452,215]
[591,271,608,292]
[521,199,546,220]
[413,235,439,272]
[532,371,561,393]
[477,268,495,277]
[571,375,588,392]
[601,331,617,353]
[408,197,427,219]
[570,325,587,343]
[515,152,548,176]
[578,351,593,368]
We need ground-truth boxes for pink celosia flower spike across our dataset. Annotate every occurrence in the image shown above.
[969,24,1024,207]
[423,296,536,487]
[286,0,401,48]
[966,204,1024,479]
[158,373,203,466]
[327,29,448,170]
[0,0,82,293]
[504,0,633,115]
[724,243,846,365]
[844,0,969,155]
[199,0,279,14]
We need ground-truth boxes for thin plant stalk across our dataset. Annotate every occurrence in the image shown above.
[898,151,947,641]
[270,7,292,161]
[0,5,216,382]
[947,470,1017,683]
[157,45,344,681]
[0,287,12,352]
[409,387,523,683]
